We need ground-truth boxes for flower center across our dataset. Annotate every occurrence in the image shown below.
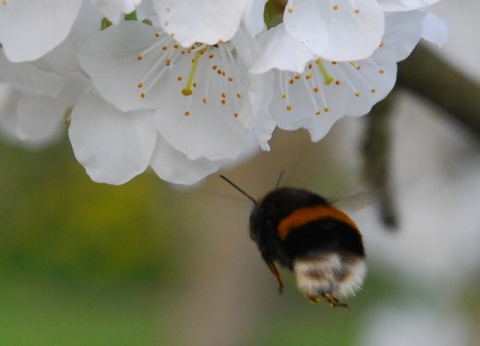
[134,27,247,119]
[278,60,343,115]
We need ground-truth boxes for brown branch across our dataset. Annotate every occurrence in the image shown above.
[361,92,399,230]
[397,44,480,140]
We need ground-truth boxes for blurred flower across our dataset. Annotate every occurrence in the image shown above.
[361,305,473,346]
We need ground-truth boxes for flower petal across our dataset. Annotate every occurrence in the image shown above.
[284,0,384,61]
[372,11,427,63]
[151,0,249,47]
[91,0,142,24]
[243,0,267,36]
[78,21,167,112]
[153,65,250,161]
[250,24,316,74]
[69,94,157,185]
[16,95,66,141]
[247,72,276,151]
[0,51,65,97]
[16,80,86,141]
[150,136,223,185]
[269,67,347,136]
[340,61,397,116]
[380,0,440,12]
[422,11,449,48]
[0,0,82,62]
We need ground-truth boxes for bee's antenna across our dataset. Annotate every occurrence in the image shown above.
[220,175,257,205]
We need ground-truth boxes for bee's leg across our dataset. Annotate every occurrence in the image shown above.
[322,293,349,309]
[262,255,284,294]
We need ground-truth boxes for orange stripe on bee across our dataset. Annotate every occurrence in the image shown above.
[277,205,359,240]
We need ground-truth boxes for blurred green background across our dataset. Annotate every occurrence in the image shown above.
[0,123,388,346]
[1,113,479,345]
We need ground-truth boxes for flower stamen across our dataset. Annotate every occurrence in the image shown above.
[182,50,202,96]
[316,59,334,85]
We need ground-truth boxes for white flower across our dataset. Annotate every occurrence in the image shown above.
[0,0,447,186]
[283,0,385,61]
[0,3,237,185]
[150,0,253,47]
[252,10,428,142]
[79,21,274,161]
[0,49,70,142]
[0,0,82,62]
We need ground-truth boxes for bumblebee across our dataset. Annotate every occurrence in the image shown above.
[220,175,366,308]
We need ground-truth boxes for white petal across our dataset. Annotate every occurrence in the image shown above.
[78,21,166,112]
[284,0,384,61]
[269,67,347,141]
[0,84,25,141]
[150,136,223,185]
[380,0,440,12]
[0,0,82,62]
[247,72,276,151]
[0,51,65,97]
[153,66,250,161]
[15,79,86,141]
[153,45,251,160]
[250,24,316,74]
[302,111,345,142]
[151,0,249,46]
[91,0,142,24]
[243,0,267,36]
[16,95,66,141]
[340,60,397,116]
[372,11,427,63]
[69,94,157,185]
[0,84,64,147]
[422,11,449,48]
[45,0,103,79]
